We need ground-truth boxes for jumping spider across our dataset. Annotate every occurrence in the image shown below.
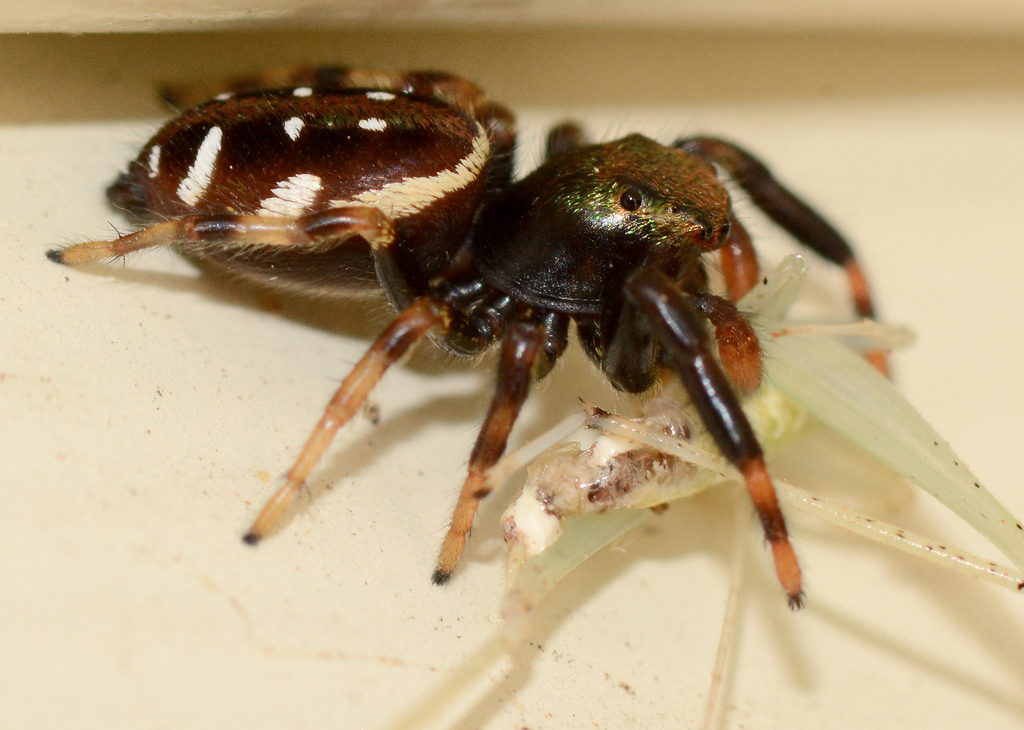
[48,68,882,608]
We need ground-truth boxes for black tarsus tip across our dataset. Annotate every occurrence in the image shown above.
[46,248,66,264]
[431,568,452,586]
[242,532,261,546]
[788,592,805,611]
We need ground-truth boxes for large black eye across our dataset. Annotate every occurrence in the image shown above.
[619,186,644,212]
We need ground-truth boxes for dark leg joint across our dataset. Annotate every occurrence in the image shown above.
[187,215,244,239]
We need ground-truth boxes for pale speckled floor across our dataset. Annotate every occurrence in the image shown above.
[4,29,1024,730]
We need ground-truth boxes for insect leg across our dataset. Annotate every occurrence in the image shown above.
[433,322,548,584]
[244,296,451,544]
[719,216,761,302]
[47,207,393,266]
[691,292,763,394]
[624,265,803,608]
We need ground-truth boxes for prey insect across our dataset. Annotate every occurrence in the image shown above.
[50,67,886,607]
[384,257,1024,730]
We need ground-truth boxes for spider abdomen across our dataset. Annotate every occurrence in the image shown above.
[114,88,491,220]
[107,87,498,295]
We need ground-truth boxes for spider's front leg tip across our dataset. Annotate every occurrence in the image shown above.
[45,248,67,264]
[742,457,805,608]
[242,531,262,546]
[770,536,804,610]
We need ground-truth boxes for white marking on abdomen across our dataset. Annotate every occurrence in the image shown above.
[366,91,396,101]
[329,123,490,220]
[293,87,313,97]
[283,116,305,141]
[176,126,223,206]
[147,145,162,178]
[358,118,387,132]
[259,174,323,217]
[215,92,234,101]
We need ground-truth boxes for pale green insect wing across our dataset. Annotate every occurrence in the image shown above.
[765,324,1024,572]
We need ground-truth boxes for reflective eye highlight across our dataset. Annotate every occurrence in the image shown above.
[619,187,644,212]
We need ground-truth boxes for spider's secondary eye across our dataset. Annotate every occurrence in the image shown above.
[718,220,732,242]
[697,218,717,241]
[619,187,644,212]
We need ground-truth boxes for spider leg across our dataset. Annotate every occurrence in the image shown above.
[719,216,761,302]
[47,206,393,269]
[243,296,450,544]
[162,66,499,115]
[676,136,869,308]
[545,122,589,159]
[433,322,550,584]
[676,136,887,374]
[624,265,803,608]
[160,66,374,108]
[692,292,763,394]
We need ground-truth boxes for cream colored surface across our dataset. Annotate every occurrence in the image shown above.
[6,0,1024,34]
[4,30,1024,730]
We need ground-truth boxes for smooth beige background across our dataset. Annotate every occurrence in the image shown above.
[7,0,1024,34]
[4,29,1024,729]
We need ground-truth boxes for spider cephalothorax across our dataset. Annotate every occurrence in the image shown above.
[49,68,881,608]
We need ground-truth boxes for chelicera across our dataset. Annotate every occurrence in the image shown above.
[49,67,881,608]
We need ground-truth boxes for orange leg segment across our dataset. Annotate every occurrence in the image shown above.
[48,207,394,265]
[433,323,546,584]
[693,292,763,394]
[243,297,449,544]
[719,217,760,303]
